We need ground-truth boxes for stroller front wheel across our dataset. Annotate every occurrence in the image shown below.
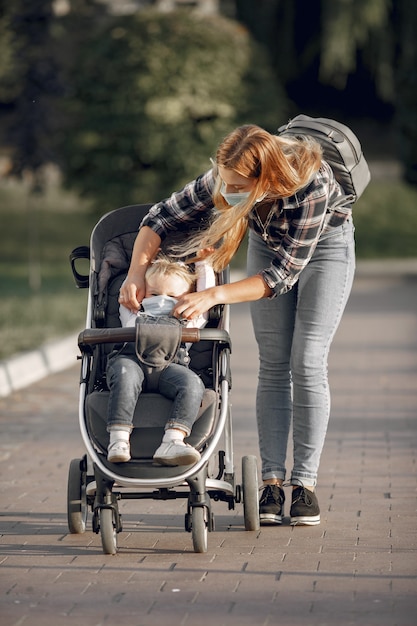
[67,458,87,534]
[99,507,118,555]
[191,506,208,553]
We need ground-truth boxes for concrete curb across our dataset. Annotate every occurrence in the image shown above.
[1,260,416,398]
[0,333,80,398]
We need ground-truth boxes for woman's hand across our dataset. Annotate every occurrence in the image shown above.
[118,275,146,313]
[174,275,272,320]
[173,287,219,321]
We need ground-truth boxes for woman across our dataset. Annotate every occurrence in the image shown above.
[119,124,355,525]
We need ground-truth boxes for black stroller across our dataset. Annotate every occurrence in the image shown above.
[67,204,259,553]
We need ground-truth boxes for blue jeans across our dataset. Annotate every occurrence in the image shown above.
[106,353,205,436]
[247,220,355,487]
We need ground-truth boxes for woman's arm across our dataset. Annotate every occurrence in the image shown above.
[119,170,217,312]
[119,226,162,312]
[173,274,272,321]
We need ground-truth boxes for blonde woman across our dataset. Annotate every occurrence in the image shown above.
[119,124,355,525]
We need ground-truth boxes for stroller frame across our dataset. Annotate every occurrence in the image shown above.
[68,205,259,553]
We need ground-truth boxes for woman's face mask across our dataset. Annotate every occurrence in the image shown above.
[220,182,251,206]
[141,295,178,317]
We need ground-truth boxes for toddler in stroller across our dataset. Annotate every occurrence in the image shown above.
[68,204,260,554]
[106,255,215,466]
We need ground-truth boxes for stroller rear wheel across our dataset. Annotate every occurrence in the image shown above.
[67,458,87,534]
[242,455,260,531]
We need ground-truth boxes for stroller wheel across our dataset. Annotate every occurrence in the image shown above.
[191,506,208,553]
[242,455,260,531]
[99,507,118,555]
[67,458,88,534]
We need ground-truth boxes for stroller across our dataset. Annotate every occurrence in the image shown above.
[67,204,259,554]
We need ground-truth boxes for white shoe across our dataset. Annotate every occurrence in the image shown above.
[153,440,201,466]
[107,440,131,463]
[86,481,97,496]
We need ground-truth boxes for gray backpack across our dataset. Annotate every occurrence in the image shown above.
[278,114,371,202]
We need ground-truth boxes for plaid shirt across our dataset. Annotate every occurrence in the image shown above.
[142,160,352,296]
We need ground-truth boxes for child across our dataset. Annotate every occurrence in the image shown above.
[106,257,215,465]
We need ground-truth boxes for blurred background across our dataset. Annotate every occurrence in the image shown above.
[1,0,416,359]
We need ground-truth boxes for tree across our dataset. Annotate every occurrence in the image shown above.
[0,0,63,188]
[234,0,416,184]
[58,9,286,212]
[394,0,417,184]
[235,0,392,112]
[0,0,66,291]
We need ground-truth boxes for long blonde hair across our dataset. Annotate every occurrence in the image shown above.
[187,124,322,271]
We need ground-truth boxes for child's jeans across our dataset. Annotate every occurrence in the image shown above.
[106,353,205,436]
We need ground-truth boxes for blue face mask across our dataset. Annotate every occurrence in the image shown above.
[220,182,251,206]
[141,295,178,317]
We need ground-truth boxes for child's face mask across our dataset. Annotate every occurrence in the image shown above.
[141,295,178,317]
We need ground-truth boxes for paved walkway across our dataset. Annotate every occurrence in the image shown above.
[1,270,416,625]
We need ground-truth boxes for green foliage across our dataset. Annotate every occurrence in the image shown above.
[319,0,392,91]
[0,12,18,101]
[0,0,64,179]
[0,179,95,360]
[59,10,286,213]
[353,179,417,258]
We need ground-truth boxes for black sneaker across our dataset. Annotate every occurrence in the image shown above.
[259,484,285,525]
[290,486,320,525]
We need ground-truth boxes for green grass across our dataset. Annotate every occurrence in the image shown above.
[0,178,97,360]
[1,175,417,361]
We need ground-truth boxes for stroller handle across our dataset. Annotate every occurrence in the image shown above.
[78,326,231,349]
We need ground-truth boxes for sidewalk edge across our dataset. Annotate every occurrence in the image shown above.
[0,333,80,398]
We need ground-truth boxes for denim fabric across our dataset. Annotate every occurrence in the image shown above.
[247,219,355,486]
[106,354,205,436]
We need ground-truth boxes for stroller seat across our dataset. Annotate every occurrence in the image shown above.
[86,387,217,476]
[82,207,221,477]
[87,387,217,456]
